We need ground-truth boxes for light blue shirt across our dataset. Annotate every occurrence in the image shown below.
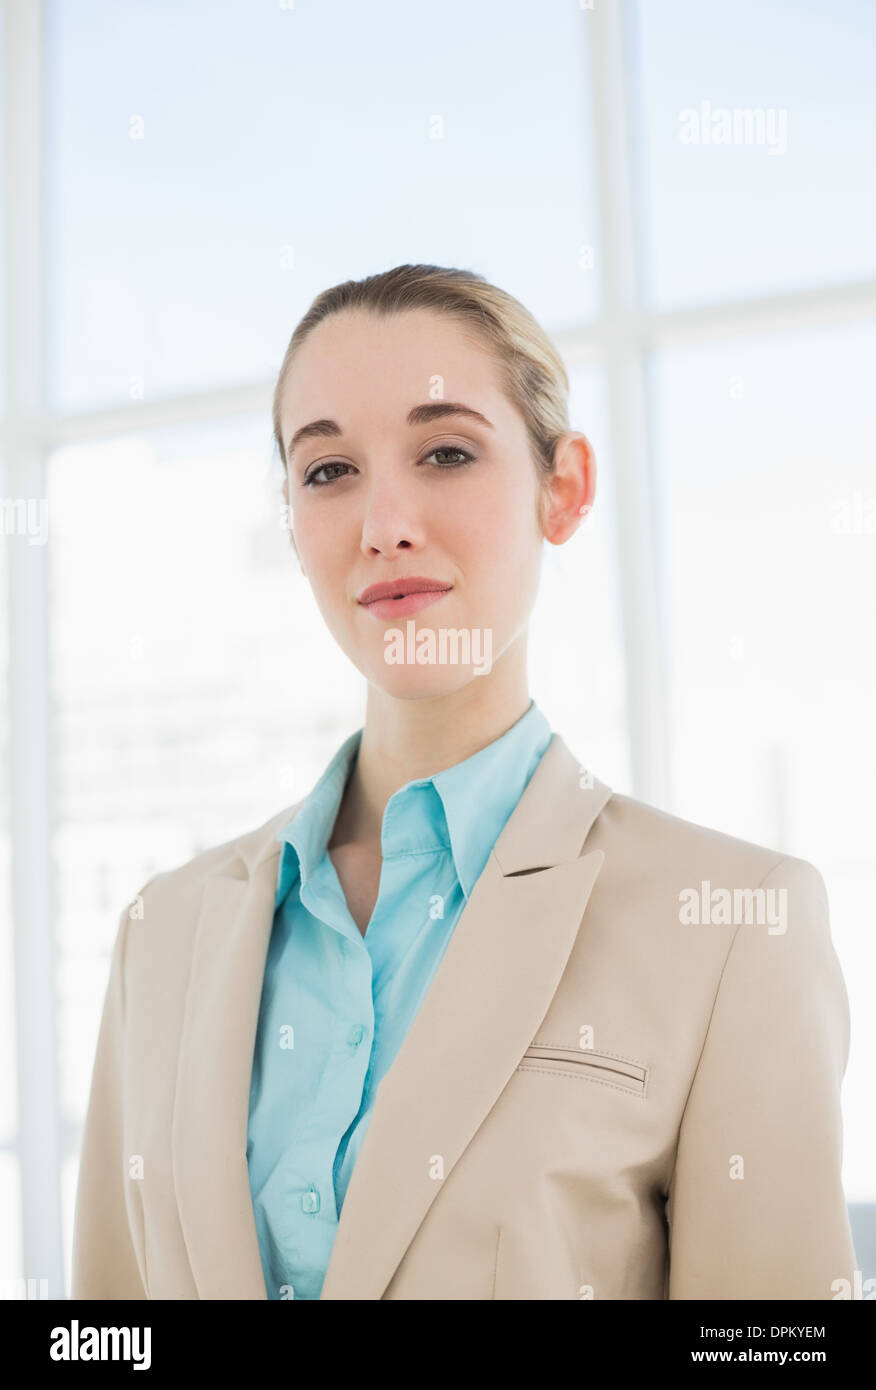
[246,698,553,1300]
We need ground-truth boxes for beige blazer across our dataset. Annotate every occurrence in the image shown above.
[71,732,857,1300]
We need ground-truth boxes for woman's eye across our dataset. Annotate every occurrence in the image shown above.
[303,461,351,487]
[423,446,475,469]
[302,446,475,487]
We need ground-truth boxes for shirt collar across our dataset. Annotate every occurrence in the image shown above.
[275,699,553,908]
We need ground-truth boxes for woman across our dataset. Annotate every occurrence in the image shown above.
[71,263,856,1301]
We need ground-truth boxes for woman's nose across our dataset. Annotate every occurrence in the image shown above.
[359,477,426,556]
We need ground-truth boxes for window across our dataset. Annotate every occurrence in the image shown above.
[2,0,873,1295]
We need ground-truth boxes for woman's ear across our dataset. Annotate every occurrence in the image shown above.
[541,432,596,545]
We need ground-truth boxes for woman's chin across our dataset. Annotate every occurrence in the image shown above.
[365,660,485,700]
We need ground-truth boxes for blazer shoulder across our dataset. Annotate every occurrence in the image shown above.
[597,788,821,888]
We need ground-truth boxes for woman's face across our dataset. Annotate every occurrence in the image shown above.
[278,307,570,698]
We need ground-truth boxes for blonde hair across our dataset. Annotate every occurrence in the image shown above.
[272,263,571,517]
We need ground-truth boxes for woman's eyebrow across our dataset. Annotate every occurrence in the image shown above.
[406,402,494,431]
[286,402,494,460]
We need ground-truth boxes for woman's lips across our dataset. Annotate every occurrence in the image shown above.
[360,588,452,620]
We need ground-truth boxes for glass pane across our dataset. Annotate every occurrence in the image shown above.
[629,0,876,309]
[653,320,876,1201]
[0,1152,22,1285]
[46,0,599,412]
[0,10,6,418]
[60,1149,78,1298]
[0,446,15,1149]
[532,365,631,791]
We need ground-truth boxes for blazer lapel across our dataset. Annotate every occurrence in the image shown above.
[320,733,611,1300]
[172,733,611,1301]
[172,811,292,1300]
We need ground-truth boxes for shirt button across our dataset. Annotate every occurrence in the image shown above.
[300,1183,320,1215]
[347,1023,366,1048]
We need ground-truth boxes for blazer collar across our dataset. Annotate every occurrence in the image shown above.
[172,732,612,1300]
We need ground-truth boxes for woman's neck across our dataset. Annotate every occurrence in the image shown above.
[331,655,532,851]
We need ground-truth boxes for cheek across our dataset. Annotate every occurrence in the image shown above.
[292,504,344,578]
[453,470,541,569]
[446,461,512,522]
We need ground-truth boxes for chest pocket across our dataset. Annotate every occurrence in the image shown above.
[516,1045,648,1096]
